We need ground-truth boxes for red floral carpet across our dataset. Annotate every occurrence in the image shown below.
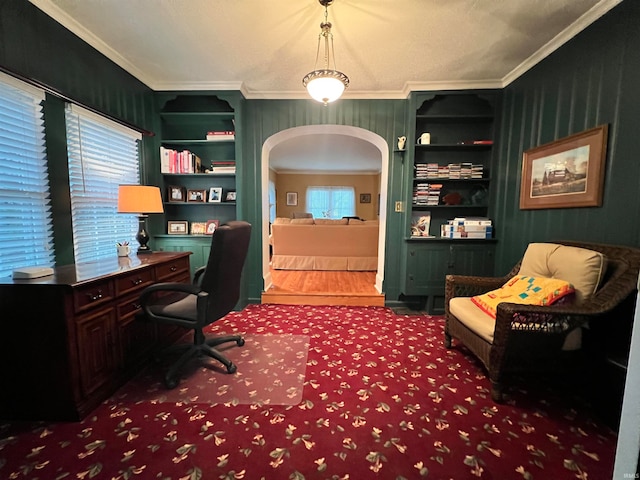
[0,304,616,479]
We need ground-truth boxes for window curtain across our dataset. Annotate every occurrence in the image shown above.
[0,72,54,278]
[306,186,355,219]
[65,104,142,263]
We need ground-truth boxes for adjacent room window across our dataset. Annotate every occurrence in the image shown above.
[0,72,54,278]
[65,104,141,263]
[306,186,355,219]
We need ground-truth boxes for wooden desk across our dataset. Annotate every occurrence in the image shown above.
[0,252,191,421]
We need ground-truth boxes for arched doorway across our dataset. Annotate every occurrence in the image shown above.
[260,125,389,296]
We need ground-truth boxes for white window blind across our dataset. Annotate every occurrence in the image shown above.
[65,104,142,263]
[0,72,54,278]
[306,186,355,219]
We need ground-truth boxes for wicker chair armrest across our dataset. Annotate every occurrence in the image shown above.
[492,302,593,346]
[445,274,509,300]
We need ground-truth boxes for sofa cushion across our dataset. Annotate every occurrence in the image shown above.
[290,218,314,225]
[518,243,606,303]
[471,275,575,318]
[273,217,291,224]
[314,218,348,225]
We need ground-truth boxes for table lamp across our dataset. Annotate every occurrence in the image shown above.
[117,185,164,254]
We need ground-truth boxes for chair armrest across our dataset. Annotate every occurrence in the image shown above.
[139,281,201,306]
[193,266,206,286]
[492,301,593,346]
[445,274,509,301]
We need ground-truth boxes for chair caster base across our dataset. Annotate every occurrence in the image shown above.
[165,375,180,389]
[227,362,237,374]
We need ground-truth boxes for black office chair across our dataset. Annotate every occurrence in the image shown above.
[139,221,252,388]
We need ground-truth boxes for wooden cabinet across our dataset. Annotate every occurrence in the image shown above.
[403,240,496,314]
[0,252,191,421]
[154,93,243,275]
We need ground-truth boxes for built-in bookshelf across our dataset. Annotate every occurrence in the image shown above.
[153,93,242,275]
[401,91,499,313]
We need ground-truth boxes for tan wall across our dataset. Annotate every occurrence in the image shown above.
[274,172,381,220]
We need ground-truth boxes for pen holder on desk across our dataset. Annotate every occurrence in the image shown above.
[117,245,131,257]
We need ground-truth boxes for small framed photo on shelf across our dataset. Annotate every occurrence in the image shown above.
[168,221,188,235]
[208,187,223,203]
[186,189,206,202]
[190,222,207,235]
[168,185,186,202]
[206,219,220,235]
[225,190,237,202]
[286,191,298,206]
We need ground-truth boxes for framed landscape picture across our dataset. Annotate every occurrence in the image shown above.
[519,125,608,210]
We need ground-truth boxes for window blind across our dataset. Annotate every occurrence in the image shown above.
[306,186,355,219]
[0,72,54,278]
[65,104,142,263]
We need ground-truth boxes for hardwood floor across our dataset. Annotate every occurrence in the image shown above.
[261,269,385,306]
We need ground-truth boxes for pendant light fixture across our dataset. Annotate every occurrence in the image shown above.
[302,0,349,105]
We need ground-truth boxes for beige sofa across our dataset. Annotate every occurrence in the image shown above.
[270,217,378,271]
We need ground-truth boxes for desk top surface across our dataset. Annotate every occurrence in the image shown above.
[2,251,191,287]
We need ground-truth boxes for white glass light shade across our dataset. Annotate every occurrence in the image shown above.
[303,70,349,105]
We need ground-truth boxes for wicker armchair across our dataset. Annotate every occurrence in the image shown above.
[444,240,640,402]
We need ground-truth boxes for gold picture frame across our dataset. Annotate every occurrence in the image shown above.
[519,125,608,210]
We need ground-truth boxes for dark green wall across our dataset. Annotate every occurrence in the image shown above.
[0,0,156,266]
[492,1,640,274]
[241,100,407,304]
[2,0,638,306]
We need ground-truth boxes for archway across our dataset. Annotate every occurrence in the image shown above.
[261,125,389,295]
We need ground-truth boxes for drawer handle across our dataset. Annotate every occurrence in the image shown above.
[87,289,103,302]
[170,265,177,272]
[131,278,143,286]
[132,302,141,310]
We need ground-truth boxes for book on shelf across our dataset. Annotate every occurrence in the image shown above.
[160,146,202,174]
[206,130,235,141]
[410,212,433,237]
[207,160,236,174]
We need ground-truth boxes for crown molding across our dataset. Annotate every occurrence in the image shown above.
[502,0,623,86]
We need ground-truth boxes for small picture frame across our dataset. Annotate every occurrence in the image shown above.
[168,185,186,202]
[190,222,207,235]
[208,187,223,203]
[286,192,298,206]
[206,219,220,235]
[360,193,372,204]
[187,189,206,203]
[168,221,188,235]
[225,190,237,202]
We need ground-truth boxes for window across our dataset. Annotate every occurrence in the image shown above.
[0,72,54,278]
[65,104,141,263]
[306,186,355,219]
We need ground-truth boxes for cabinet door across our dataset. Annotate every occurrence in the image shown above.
[76,307,117,396]
[404,244,450,296]
[451,243,495,276]
[116,293,157,371]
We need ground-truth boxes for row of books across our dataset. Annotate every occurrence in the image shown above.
[413,183,442,206]
[441,217,493,238]
[415,163,484,179]
[207,161,236,174]
[206,130,235,141]
[160,146,202,174]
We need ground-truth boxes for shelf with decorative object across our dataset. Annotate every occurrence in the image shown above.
[401,91,500,313]
[153,93,243,274]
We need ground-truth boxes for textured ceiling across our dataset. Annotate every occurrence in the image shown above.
[28,0,622,172]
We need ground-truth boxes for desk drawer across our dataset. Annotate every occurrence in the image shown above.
[155,256,190,281]
[73,280,115,313]
[116,267,155,297]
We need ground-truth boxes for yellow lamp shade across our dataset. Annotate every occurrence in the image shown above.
[117,185,164,214]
